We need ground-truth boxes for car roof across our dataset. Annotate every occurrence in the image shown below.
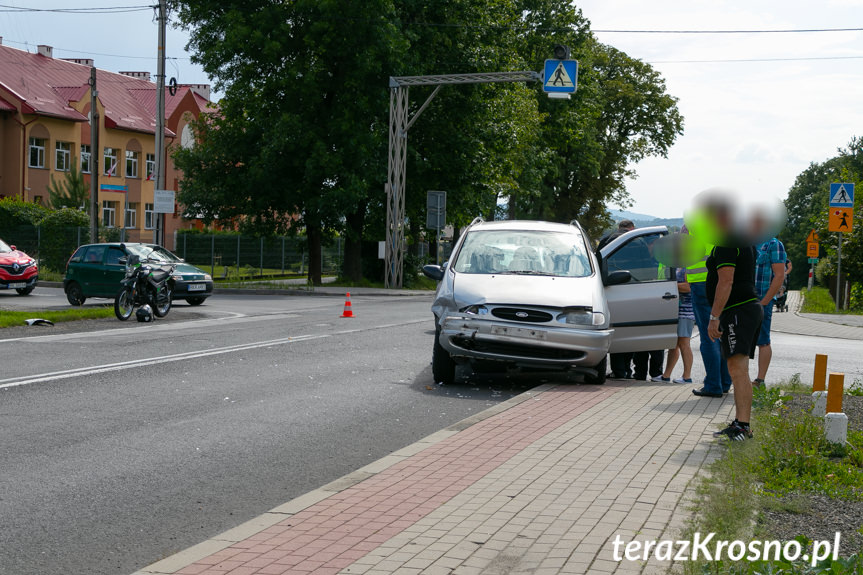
[466,220,582,234]
[76,242,161,249]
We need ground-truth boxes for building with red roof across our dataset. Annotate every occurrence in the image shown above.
[0,41,214,248]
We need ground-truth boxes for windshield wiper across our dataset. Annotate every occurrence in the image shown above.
[499,270,556,276]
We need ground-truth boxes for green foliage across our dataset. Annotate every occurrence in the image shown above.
[37,208,89,272]
[757,408,863,500]
[170,0,684,282]
[681,376,863,575]
[0,197,49,230]
[47,157,90,212]
[781,137,863,290]
[801,287,838,314]
[0,308,113,329]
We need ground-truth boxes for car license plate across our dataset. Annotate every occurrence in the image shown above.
[9,282,26,289]
[490,325,547,340]
[188,283,206,291]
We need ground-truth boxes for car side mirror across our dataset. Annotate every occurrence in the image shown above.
[422,264,444,282]
[604,270,632,286]
[10,245,16,251]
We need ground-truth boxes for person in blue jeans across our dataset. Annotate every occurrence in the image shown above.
[686,243,732,397]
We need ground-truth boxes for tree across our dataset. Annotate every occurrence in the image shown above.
[170,0,684,282]
[780,137,862,291]
[46,157,89,212]
[512,38,684,239]
[171,0,403,285]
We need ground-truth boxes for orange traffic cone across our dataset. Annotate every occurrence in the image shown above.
[341,292,354,318]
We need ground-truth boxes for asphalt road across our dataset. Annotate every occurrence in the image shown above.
[0,290,545,575]
[1,289,861,575]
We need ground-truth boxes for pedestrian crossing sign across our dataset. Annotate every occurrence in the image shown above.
[543,59,578,94]
[829,182,854,208]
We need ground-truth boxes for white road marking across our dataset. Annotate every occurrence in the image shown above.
[0,318,430,390]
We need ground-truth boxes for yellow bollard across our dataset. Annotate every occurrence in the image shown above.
[813,354,828,392]
[826,373,844,414]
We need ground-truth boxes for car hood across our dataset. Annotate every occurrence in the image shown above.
[172,263,209,278]
[451,272,600,309]
[0,250,34,265]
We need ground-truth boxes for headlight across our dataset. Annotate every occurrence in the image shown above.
[172,273,184,281]
[557,309,605,326]
[203,274,212,281]
[461,305,489,315]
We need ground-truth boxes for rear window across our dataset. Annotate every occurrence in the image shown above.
[452,229,592,277]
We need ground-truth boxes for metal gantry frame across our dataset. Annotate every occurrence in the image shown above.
[385,71,541,288]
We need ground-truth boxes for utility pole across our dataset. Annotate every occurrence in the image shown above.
[88,66,99,243]
[154,0,167,245]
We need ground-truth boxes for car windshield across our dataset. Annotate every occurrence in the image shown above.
[0,239,11,253]
[127,245,182,263]
[452,229,592,277]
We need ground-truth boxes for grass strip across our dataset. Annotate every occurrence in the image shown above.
[0,307,114,328]
[801,287,862,315]
[678,378,863,574]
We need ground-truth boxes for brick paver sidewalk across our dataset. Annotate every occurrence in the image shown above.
[136,381,733,575]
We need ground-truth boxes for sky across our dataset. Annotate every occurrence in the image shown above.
[6,1,863,219]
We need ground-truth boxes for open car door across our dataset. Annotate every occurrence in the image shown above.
[599,226,679,354]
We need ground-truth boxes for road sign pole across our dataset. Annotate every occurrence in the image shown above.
[836,234,842,312]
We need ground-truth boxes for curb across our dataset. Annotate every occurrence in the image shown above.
[132,384,557,575]
[34,281,432,298]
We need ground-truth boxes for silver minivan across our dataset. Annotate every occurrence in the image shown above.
[422,219,678,384]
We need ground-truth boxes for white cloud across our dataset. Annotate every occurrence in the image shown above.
[578,0,863,217]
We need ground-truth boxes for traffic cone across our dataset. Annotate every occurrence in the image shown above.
[341,292,354,318]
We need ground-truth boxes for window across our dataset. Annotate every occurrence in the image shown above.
[81,144,91,173]
[55,142,72,171]
[144,203,155,229]
[452,229,592,277]
[125,203,138,228]
[103,147,118,176]
[83,245,106,264]
[125,150,139,178]
[102,200,116,228]
[106,247,126,266]
[145,153,155,181]
[28,137,46,168]
[604,232,671,282]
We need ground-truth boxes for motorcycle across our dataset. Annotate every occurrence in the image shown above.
[114,252,175,321]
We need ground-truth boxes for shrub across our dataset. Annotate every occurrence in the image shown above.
[38,208,89,272]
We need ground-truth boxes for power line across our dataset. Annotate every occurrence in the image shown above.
[0,3,152,13]
[649,55,863,64]
[594,27,863,34]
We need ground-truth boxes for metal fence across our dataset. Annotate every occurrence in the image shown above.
[3,224,344,277]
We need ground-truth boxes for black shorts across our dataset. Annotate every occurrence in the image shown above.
[719,302,763,359]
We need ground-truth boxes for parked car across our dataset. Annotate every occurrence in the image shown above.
[0,238,38,295]
[422,219,678,385]
[63,243,214,306]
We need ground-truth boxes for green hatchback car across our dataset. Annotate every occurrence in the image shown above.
[63,243,214,306]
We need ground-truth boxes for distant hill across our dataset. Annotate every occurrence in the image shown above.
[609,209,684,231]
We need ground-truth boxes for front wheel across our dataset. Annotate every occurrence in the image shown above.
[114,288,134,321]
[583,355,607,385]
[186,296,206,306]
[432,327,456,385]
[66,282,86,306]
[152,286,172,317]
[16,286,34,295]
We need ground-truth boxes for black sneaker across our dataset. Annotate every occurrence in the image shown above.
[713,422,752,441]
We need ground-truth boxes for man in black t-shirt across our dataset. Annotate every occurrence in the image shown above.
[701,244,763,440]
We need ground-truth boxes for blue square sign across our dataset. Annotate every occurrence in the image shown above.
[829,183,854,208]
[543,59,578,93]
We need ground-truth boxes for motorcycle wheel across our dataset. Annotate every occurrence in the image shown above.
[114,288,135,321]
[152,286,172,317]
